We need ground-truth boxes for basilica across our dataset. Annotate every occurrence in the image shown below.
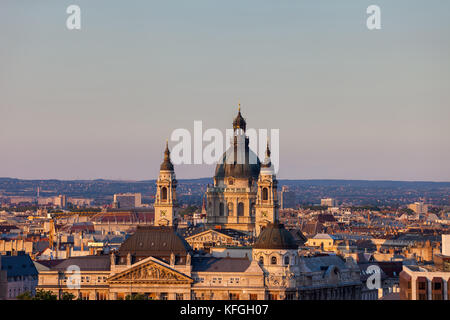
[155,108,279,236]
[36,109,363,300]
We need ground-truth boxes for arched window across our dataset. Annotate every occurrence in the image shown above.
[238,202,244,216]
[161,187,168,201]
[219,203,224,216]
[262,188,268,201]
[259,256,264,265]
[271,256,277,265]
[284,256,290,265]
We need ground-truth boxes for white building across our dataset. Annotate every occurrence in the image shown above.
[113,193,142,209]
[321,198,337,207]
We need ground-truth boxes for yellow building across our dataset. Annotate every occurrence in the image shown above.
[36,225,362,300]
[306,233,337,251]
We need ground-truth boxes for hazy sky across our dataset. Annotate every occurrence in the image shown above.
[1,1,449,181]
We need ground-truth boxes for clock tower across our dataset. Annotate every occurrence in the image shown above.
[154,141,178,227]
[255,141,279,236]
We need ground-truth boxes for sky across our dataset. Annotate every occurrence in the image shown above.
[1,1,450,181]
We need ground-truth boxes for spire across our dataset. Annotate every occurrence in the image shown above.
[266,140,271,158]
[160,140,174,171]
[262,139,272,168]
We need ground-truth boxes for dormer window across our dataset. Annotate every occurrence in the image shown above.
[271,256,277,265]
[259,256,264,265]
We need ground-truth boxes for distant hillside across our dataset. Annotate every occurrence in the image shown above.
[1,177,449,206]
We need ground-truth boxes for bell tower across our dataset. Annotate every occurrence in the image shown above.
[154,141,178,227]
[255,141,278,236]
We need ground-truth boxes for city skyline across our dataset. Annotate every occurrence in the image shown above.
[1,0,450,181]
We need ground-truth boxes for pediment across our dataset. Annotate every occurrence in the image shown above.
[109,257,192,284]
[186,229,232,241]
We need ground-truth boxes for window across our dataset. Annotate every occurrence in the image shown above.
[284,256,290,265]
[434,282,442,290]
[268,293,277,300]
[271,256,277,265]
[262,188,268,201]
[79,292,89,300]
[259,256,264,265]
[249,294,258,300]
[229,293,239,300]
[418,293,427,300]
[160,292,168,300]
[229,278,240,284]
[419,282,426,290]
[238,202,244,216]
[97,292,107,300]
[219,202,224,216]
[176,293,183,300]
[285,292,296,300]
[161,187,168,201]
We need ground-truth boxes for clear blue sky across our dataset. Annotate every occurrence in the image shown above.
[1,1,449,181]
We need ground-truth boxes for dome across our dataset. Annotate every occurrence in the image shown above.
[253,223,298,250]
[233,107,246,131]
[214,142,261,180]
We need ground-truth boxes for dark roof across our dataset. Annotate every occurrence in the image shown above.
[214,140,261,180]
[51,255,110,271]
[34,259,65,269]
[160,141,174,171]
[254,223,298,250]
[317,214,336,223]
[118,226,191,258]
[0,224,20,233]
[288,228,307,246]
[1,254,38,277]
[192,257,251,272]
[233,108,246,131]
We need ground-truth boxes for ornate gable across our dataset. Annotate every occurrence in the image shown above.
[186,229,233,242]
[109,257,192,284]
